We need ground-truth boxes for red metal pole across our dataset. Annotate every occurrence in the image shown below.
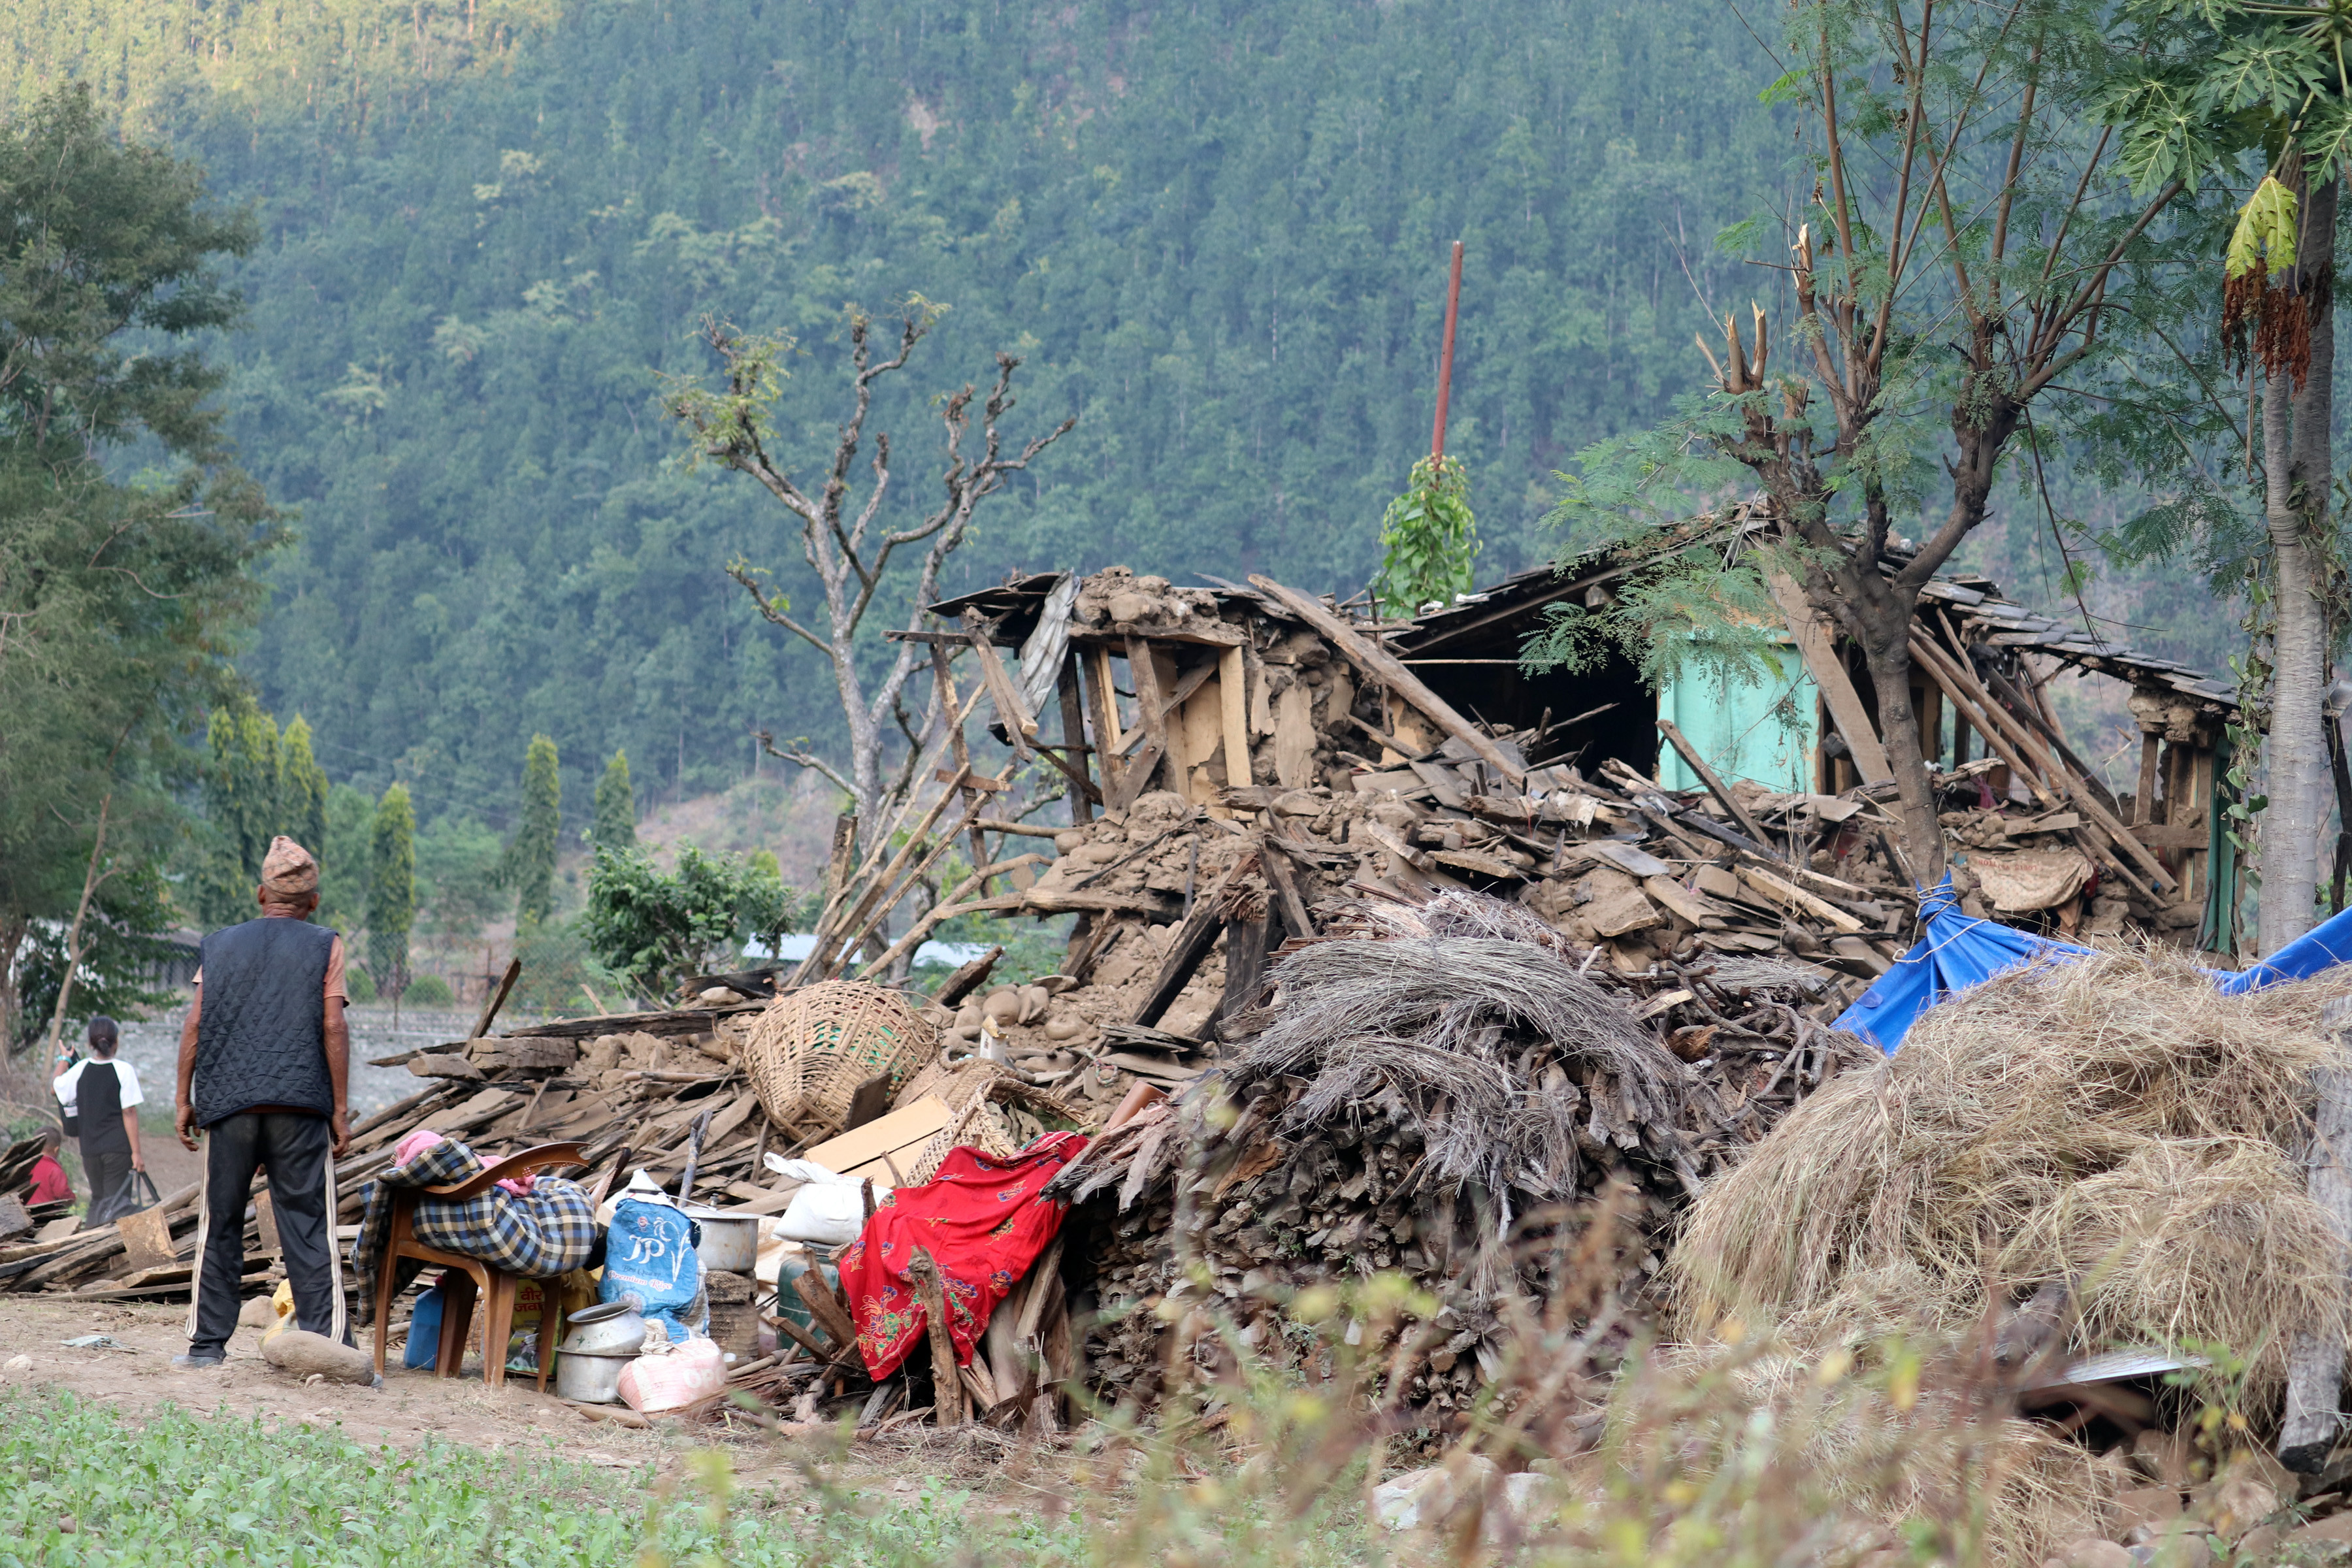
[1429,240,1465,464]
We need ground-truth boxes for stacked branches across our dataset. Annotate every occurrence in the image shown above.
[1059,890,1877,1426]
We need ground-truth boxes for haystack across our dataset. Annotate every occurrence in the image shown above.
[1671,947,2352,1407]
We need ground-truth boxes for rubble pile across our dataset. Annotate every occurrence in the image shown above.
[1047,887,1878,1426]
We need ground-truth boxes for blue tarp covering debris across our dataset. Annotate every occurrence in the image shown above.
[1836,880,2352,1051]
[1833,878,2091,1052]
[2216,904,2352,994]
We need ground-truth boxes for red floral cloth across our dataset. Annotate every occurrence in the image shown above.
[838,1132,1087,1381]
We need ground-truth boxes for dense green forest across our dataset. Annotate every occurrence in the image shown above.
[0,0,2235,845]
[0,0,1816,821]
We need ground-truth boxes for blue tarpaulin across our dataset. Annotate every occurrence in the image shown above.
[1836,880,2352,1051]
[1833,877,2093,1052]
[2217,904,2352,994]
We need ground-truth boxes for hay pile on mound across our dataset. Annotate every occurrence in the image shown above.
[1671,947,2352,1403]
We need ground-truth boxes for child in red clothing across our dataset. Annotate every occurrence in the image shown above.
[24,1126,70,1206]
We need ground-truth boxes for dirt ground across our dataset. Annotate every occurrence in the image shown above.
[0,1294,1105,1518]
[0,1295,676,1465]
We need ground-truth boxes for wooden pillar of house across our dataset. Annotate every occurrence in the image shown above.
[1914,681,1944,769]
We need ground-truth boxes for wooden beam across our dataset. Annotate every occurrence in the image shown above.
[931,945,1002,1009]
[2134,731,2161,826]
[1910,634,2176,894]
[907,1245,966,1426]
[1763,572,1892,783]
[1247,575,1524,785]
[1056,652,1095,823]
[1260,841,1318,936]
[468,958,523,1041]
[961,609,1038,754]
[1083,646,1128,808]
[1218,913,1270,1024]
[1655,719,1772,845]
[1118,634,1171,809]
[1219,645,1251,789]
[1134,850,1260,1029]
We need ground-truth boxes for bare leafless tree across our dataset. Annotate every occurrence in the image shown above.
[666,304,1074,847]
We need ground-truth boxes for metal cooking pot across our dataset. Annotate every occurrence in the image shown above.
[682,1207,760,1275]
[559,1299,647,1357]
[555,1345,632,1404]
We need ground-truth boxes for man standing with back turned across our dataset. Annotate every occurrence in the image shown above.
[173,836,353,1368]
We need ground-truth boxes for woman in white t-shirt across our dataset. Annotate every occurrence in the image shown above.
[53,1015,145,1224]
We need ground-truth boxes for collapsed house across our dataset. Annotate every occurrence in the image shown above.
[0,508,2281,1452]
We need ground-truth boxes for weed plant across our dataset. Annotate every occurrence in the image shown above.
[0,1258,2240,1568]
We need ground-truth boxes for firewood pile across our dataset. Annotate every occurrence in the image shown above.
[1044,886,1880,1431]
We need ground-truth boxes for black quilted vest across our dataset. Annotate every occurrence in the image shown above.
[193,917,337,1127]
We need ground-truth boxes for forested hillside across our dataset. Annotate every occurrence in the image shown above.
[7,1,2183,828]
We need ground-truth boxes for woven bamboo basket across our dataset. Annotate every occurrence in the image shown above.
[894,1058,1083,1185]
[741,981,938,1138]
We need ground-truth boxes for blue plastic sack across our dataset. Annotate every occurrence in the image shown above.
[405,1284,444,1370]
[599,1197,704,1341]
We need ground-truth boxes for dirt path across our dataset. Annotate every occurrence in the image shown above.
[0,1295,687,1468]
[0,1295,1100,1518]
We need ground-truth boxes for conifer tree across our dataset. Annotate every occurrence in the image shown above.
[506,734,561,924]
[280,716,329,862]
[366,783,415,1002]
[593,749,637,851]
[199,695,283,924]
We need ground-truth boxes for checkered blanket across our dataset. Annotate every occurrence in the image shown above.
[350,1136,597,1321]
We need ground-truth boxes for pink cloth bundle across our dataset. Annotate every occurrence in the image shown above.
[392,1128,535,1195]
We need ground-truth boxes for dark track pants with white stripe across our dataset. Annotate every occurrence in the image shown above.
[186,1111,346,1356]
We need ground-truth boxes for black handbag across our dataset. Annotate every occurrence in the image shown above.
[126,1169,162,1213]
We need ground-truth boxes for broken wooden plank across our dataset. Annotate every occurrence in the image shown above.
[1656,718,1774,846]
[1118,634,1172,809]
[907,1245,966,1425]
[116,1206,178,1273]
[961,608,1039,753]
[466,957,524,1044]
[1765,572,1892,783]
[1735,864,1865,934]
[1247,575,1526,786]
[1219,645,1251,789]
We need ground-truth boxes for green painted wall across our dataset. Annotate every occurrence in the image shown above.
[1657,649,1818,795]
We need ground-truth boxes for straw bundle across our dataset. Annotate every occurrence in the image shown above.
[740,981,937,1139]
[1671,947,2352,1403]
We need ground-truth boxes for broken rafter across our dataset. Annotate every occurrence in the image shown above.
[1248,574,1526,787]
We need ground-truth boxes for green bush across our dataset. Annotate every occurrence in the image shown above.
[504,918,627,1019]
[401,974,453,1006]
[343,964,377,1004]
[583,843,799,1004]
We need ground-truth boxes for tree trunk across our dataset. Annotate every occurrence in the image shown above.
[0,913,26,1052]
[2260,171,2338,955]
[1863,632,1944,887]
